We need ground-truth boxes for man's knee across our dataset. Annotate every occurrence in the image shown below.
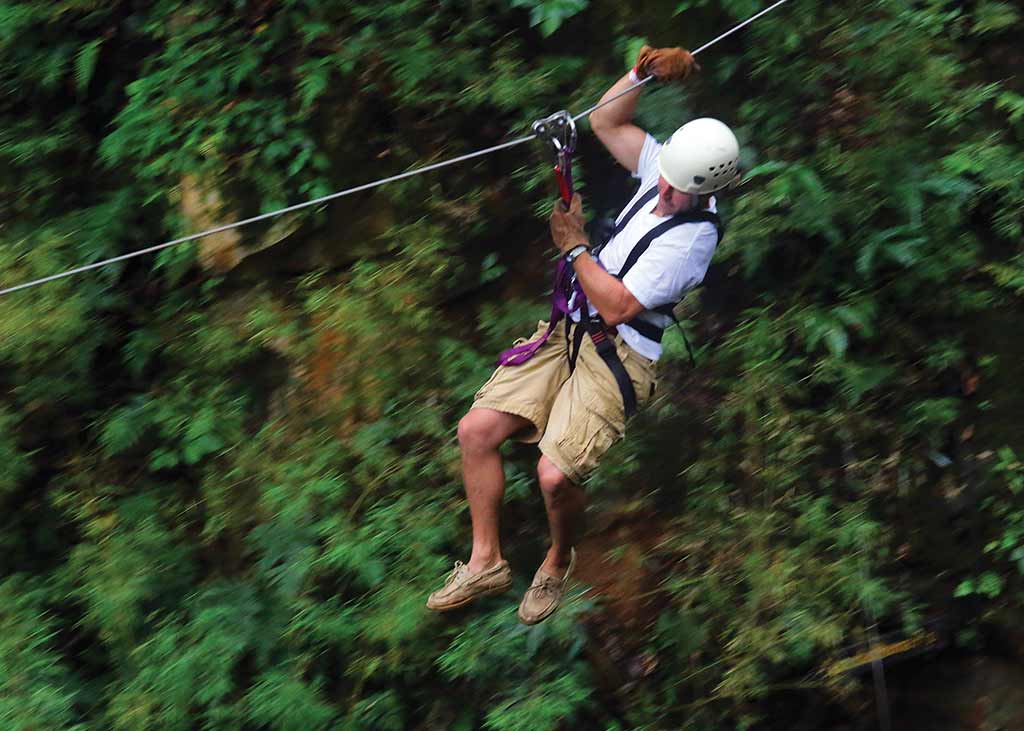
[537,456,572,499]
[458,409,508,453]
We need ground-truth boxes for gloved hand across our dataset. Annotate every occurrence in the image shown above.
[549,193,590,255]
[634,44,699,82]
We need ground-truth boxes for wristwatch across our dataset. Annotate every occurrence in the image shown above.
[566,244,590,265]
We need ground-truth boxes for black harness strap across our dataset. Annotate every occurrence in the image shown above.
[628,310,697,366]
[615,210,721,280]
[567,316,587,373]
[613,206,722,366]
[581,310,638,419]
[613,187,659,236]
[567,316,636,417]
[626,316,665,343]
[571,186,721,414]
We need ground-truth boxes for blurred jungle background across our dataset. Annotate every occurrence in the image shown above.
[2,0,1023,729]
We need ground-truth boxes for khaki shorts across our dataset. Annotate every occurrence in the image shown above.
[472,318,657,484]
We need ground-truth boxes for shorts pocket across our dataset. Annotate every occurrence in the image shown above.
[556,406,624,479]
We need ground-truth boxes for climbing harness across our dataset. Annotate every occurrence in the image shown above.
[0,0,790,298]
[593,186,722,363]
[499,172,723,418]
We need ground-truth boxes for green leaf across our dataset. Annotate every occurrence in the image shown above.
[953,579,975,598]
[973,1,1020,33]
[977,572,1003,598]
[74,39,103,97]
[100,399,150,457]
[824,327,848,359]
[511,0,589,37]
[149,448,180,471]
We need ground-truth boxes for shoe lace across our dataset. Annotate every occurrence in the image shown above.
[444,561,468,587]
[530,573,560,599]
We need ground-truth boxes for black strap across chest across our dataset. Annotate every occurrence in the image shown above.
[569,186,723,417]
[601,184,723,353]
[603,185,722,281]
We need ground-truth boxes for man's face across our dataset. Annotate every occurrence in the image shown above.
[657,175,697,214]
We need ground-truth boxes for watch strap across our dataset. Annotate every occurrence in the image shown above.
[567,244,590,264]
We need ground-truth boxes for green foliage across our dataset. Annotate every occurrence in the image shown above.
[510,0,590,37]
[99,384,245,470]
[972,1,1020,34]
[244,671,337,731]
[1,0,1022,730]
[105,582,273,731]
[0,576,85,731]
[439,603,594,731]
[0,409,32,498]
[957,448,1024,601]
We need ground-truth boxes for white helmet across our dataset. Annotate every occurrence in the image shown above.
[658,118,740,195]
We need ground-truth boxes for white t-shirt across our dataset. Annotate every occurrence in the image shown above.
[570,134,720,361]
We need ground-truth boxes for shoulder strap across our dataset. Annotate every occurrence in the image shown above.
[613,186,658,236]
[593,186,659,258]
[615,210,721,281]
[618,208,720,362]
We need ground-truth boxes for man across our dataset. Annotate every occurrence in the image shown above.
[427,45,741,624]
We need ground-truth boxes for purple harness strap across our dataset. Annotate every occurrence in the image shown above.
[501,110,585,366]
[498,256,599,366]
[498,258,571,365]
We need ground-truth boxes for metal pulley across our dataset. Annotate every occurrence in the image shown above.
[532,110,577,206]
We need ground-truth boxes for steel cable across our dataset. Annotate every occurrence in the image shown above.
[0,0,790,297]
[572,0,790,121]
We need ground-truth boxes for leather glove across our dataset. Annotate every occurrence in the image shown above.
[635,44,699,82]
[549,193,589,255]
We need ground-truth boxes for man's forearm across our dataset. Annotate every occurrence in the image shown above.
[589,72,642,131]
[571,253,632,326]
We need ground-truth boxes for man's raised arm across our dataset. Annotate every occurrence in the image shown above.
[589,73,648,174]
[589,45,699,174]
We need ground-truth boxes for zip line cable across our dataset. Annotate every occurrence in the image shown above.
[0,135,535,297]
[0,0,789,298]
[572,0,790,121]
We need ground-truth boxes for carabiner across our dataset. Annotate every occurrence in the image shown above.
[532,111,577,207]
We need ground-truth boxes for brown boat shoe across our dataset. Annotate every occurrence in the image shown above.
[517,548,576,625]
[426,559,513,611]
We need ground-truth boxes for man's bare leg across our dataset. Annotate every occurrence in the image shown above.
[457,408,532,573]
[536,455,585,577]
